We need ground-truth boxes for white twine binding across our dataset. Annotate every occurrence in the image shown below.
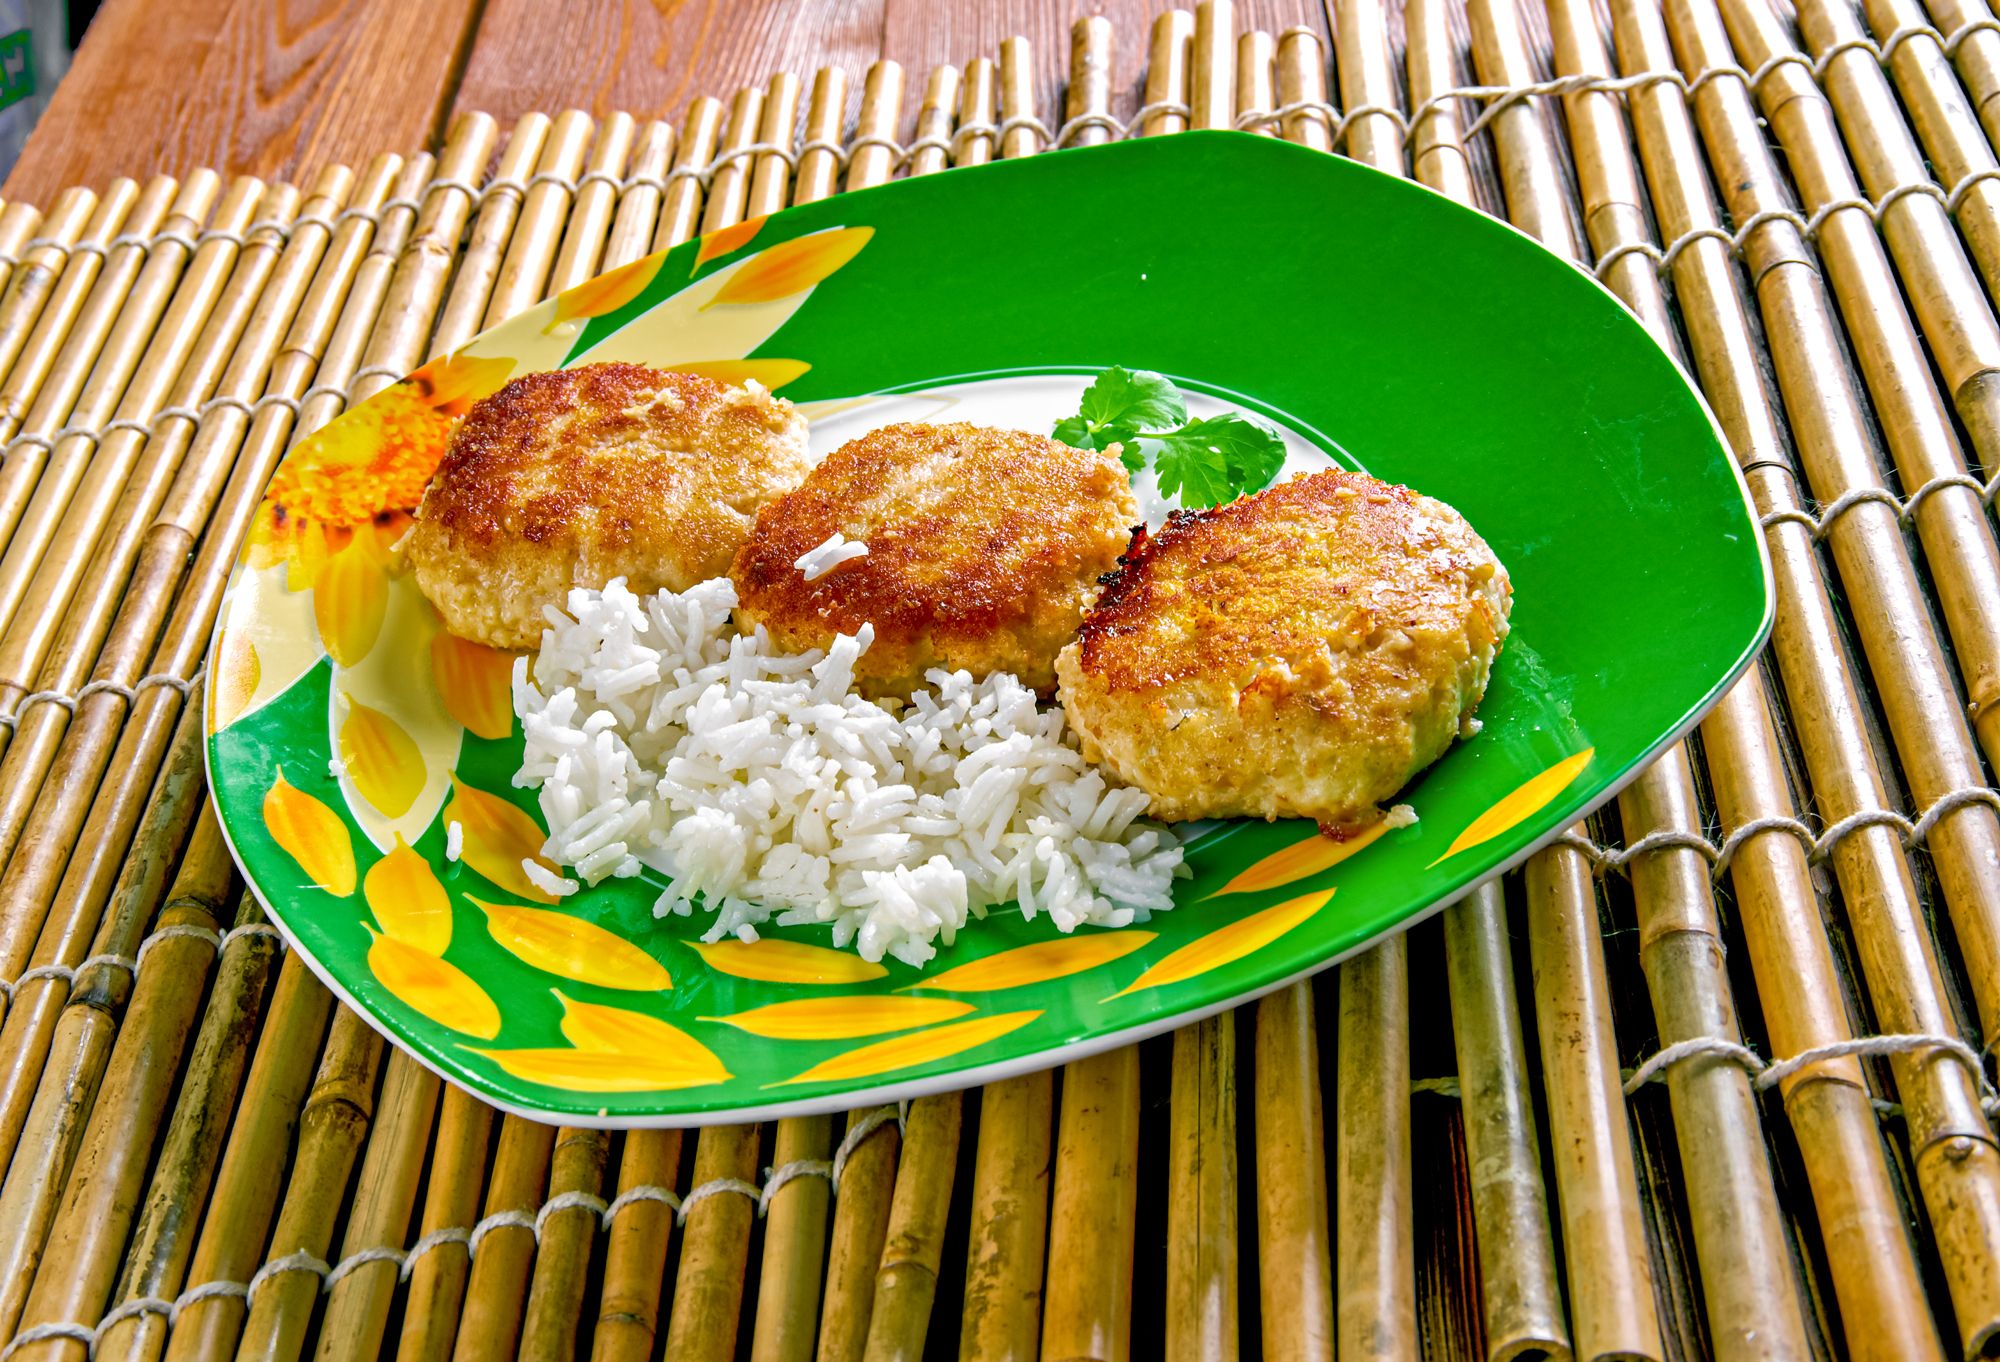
[1621,1032,2000,1119]
[26,1104,908,1356]
[0,666,205,734]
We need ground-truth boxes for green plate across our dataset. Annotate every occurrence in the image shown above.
[205,132,1771,1126]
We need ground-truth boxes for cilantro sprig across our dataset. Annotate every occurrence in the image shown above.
[1054,367,1287,507]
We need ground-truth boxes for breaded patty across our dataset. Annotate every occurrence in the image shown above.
[408,363,810,648]
[730,423,1138,695]
[1056,468,1511,826]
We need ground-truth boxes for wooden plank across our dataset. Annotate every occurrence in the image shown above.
[451,0,886,126]
[4,0,482,208]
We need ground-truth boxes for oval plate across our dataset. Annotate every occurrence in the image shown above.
[206,132,1772,1126]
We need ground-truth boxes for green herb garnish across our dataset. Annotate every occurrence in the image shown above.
[1055,367,1287,507]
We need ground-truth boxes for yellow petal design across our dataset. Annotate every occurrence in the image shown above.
[339,695,427,819]
[312,540,387,667]
[693,215,766,267]
[1110,890,1334,999]
[554,992,721,1076]
[446,778,561,904]
[1209,821,1388,898]
[263,767,356,897]
[405,350,516,416]
[773,1011,1041,1086]
[545,254,665,333]
[431,632,517,741]
[667,358,811,391]
[905,932,1157,993]
[700,227,873,309]
[1427,749,1596,867]
[366,928,499,1039]
[364,836,452,955]
[211,630,260,729]
[469,1048,729,1093]
[469,896,671,990]
[703,996,974,1040]
[689,938,888,985]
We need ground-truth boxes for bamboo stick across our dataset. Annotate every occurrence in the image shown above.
[1528,1,1821,1354]
[450,1116,556,1362]
[1403,16,1572,1362]
[397,1089,494,1362]
[702,90,765,236]
[908,66,960,179]
[959,1074,1052,1362]
[588,1126,680,1362]
[660,1123,760,1362]
[0,184,114,444]
[160,949,333,1362]
[816,1110,900,1362]
[749,73,803,218]
[485,108,593,327]
[849,62,906,188]
[231,1005,384,1362]
[0,197,46,318]
[797,70,850,202]
[1438,886,1572,1362]
[309,1051,439,1362]
[434,114,548,351]
[655,99,723,253]
[1069,18,1115,149]
[1237,30,1276,133]
[1000,40,1036,159]
[518,1126,610,1362]
[551,111,635,294]
[958,59,998,167]
[1921,0,2000,149]
[1144,13,1194,138]
[751,1113,834,1362]
[0,723,225,1347]
[1275,28,1330,152]
[1662,7,2000,1353]
[1193,0,1237,131]
[862,1093,963,1361]
[1040,1047,1140,1362]
[96,892,282,1362]
[602,120,674,271]
[1337,941,1417,1362]
[1253,980,1333,1362]
[0,185,114,429]
[1169,1017,1239,1360]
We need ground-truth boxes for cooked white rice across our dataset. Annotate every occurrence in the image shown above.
[794,531,868,581]
[511,577,1185,966]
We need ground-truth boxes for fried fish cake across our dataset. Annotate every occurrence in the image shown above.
[407,362,811,648]
[730,422,1139,695]
[1055,468,1511,826]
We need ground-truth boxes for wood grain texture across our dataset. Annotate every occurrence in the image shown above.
[452,0,886,127]
[3,0,483,207]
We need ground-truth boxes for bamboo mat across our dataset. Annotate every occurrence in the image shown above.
[0,0,1994,1357]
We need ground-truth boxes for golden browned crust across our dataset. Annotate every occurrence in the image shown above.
[407,363,811,648]
[730,422,1140,694]
[1056,468,1512,824]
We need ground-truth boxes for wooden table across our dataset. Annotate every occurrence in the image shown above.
[2,0,1334,208]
